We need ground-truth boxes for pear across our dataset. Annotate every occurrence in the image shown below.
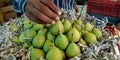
[63,20,72,33]
[12,36,19,43]
[73,22,82,32]
[67,27,80,42]
[50,20,64,35]
[31,48,45,60]
[44,23,52,28]
[23,19,30,24]
[83,32,97,44]
[46,32,55,41]
[75,19,83,25]
[84,22,93,32]
[92,28,102,39]
[78,38,87,45]
[19,32,26,43]
[60,50,66,60]
[32,23,44,30]
[25,29,36,38]
[23,43,29,48]
[46,47,63,60]
[55,33,69,50]
[9,24,20,32]
[24,23,32,29]
[43,40,54,52]
[32,31,45,48]
[66,42,80,58]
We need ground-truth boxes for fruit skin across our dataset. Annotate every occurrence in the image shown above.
[23,19,30,24]
[46,47,63,60]
[32,23,44,30]
[55,33,69,50]
[32,32,45,48]
[46,32,55,41]
[67,27,80,42]
[85,22,93,32]
[66,42,80,58]
[78,38,87,45]
[30,48,45,60]
[10,24,20,32]
[25,29,36,38]
[43,40,54,52]
[92,28,102,39]
[24,23,32,29]
[50,20,64,35]
[73,22,82,32]
[12,36,19,43]
[19,32,26,43]
[63,20,72,33]
[84,32,97,44]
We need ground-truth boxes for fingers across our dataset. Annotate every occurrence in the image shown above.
[40,0,62,15]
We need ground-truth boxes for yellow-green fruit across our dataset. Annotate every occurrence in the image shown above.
[19,32,26,43]
[43,40,54,52]
[31,48,45,60]
[73,22,82,32]
[24,23,32,29]
[92,28,102,39]
[46,32,55,41]
[32,33,45,48]
[23,19,30,24]
[60,50,66,60]
[67,27,80,42]
[12,36,19,42]
[84,32,97,44]
[23,43,29,48]
[32,23,44,30]
[55,33,69,50]
[10,24,20,32]
[75,19,83,25]
[63,20,72,33]
[66,42,80,58]
[50,20,64,35]
[85,22,93,32]
[25,29,36,38]
[79,38,87,45]
[46,47,62,60]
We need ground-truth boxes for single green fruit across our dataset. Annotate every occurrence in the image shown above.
[32,33,45,48]
[55,33,69,50]
[75,19,83,25]
[32,23,44,30]
[78,38,87,45]
[31,48,45,60]
[63,20,72,33]
[50,20,64,35]
[10,24,20,32]
[19,32,26,43]
[23,19,30,24]
[44,24,52,28]
[73,22,82,32]
[24,23,32,29]
[92,28,102,39]
[60,50,66,60]
[43,40,54,52]
[23,43,29,48]
[66,42,80,58]
[46,47,62,60]
[67,27,80,42]
[12,36,19,42]
[46,32,55,41]
[84,32,97,44]
[25,29,36,38]
[85,22,93,32]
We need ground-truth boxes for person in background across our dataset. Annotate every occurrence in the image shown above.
[12,0,77,24]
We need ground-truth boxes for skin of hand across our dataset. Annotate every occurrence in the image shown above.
[25,0,62,24]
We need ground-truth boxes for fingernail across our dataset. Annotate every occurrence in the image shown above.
[58,11,62,15]
[52,21,55,24]
[56,17,59,20]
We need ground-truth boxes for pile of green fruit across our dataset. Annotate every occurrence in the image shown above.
[10,18,102,60]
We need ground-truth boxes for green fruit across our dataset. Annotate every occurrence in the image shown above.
[67,27,80,42]
[23,19,30,24]
[66,42,80,58]
[44,24,52,28]
[60,50,66,60]
[23,43,29,48]
[24,23,32,29]
[46,32,55,41]
[19,32,26,43]
[50,20,64,35]
[12,36,19,42]
[84,32,97,44]
[92,28,102,39]
[73,22,82,32]
[46,47,62,60]
[32,32,45,48]
[79,38,87,45]
[85,22,93,32]
[55,33,69,50]
[32,23,44,30]
[43,40,54,52]
[75,19,83,25]
[10,24,20,32]
[63,20,72,33]
[25,29,36,38]
[31,48,45,60]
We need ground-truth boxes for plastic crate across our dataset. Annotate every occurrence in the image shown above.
[87,0,120,18]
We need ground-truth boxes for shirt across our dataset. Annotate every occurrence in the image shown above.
[12,0,75,14]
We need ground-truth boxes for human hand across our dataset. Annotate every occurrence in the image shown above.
[25,0,62,24]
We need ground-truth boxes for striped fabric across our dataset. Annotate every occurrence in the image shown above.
[12,0,75,14]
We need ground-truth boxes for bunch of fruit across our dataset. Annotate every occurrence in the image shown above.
[10,18,102,60]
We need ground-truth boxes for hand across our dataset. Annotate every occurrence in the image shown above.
[25,0,62,24]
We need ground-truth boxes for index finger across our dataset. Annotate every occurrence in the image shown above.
[40,0,62,15]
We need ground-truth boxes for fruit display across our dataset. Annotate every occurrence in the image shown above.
[0,15,120,60]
